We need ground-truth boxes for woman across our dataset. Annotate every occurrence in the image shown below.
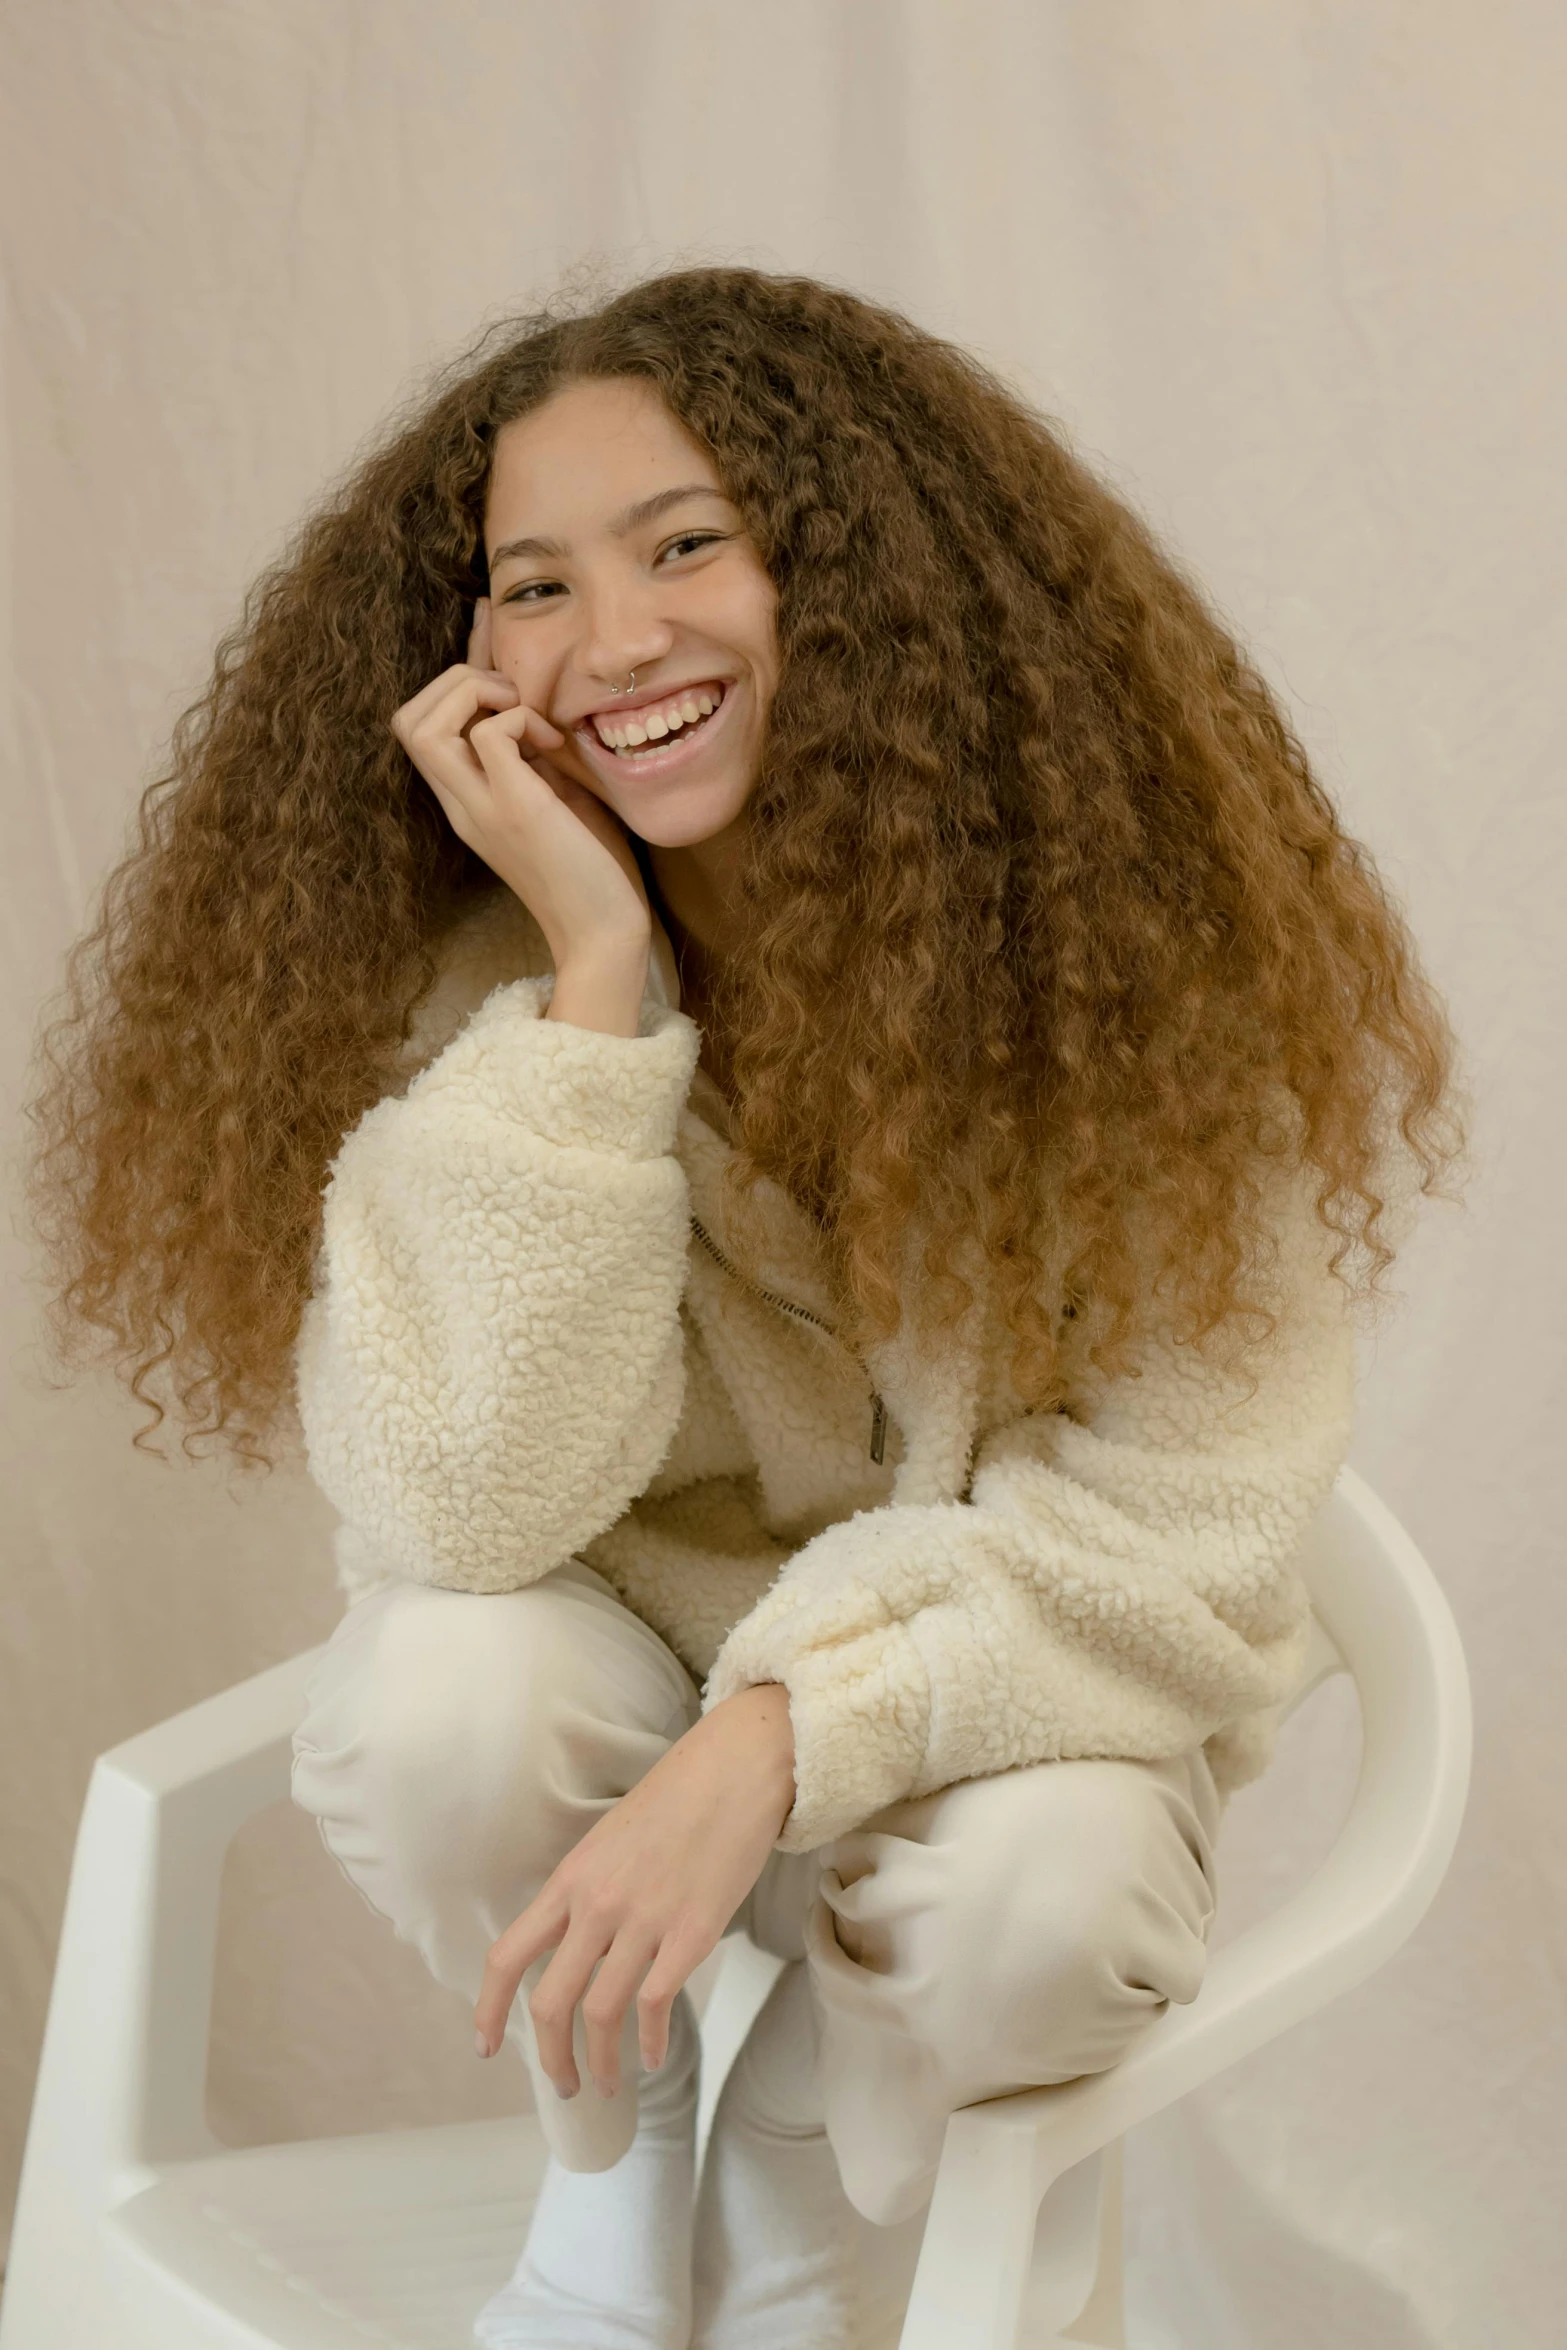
[25,267,1464,2349]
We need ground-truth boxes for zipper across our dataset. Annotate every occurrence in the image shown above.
[688,1213,889,1464]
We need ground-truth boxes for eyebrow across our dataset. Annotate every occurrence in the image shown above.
[487,483,730,572]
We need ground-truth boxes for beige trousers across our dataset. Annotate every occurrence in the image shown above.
[290,1558,1221,2225]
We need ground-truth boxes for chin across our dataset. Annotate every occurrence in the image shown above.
[604,778,755,851]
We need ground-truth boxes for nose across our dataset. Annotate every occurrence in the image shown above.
[575,573,676,694]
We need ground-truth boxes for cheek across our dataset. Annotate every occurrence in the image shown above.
[689,560,778,682]
[491,633,542,696]
[739,584,781,698]
[714,585,779,700]
[491,615,533,681]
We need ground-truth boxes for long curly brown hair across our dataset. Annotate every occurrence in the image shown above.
[22,265,1467,1473]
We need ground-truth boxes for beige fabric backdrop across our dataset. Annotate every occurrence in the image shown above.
[3,3,1562,2342]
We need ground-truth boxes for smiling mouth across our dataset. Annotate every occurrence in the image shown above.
[585,681,730,759]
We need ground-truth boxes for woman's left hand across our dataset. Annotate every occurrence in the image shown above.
[473,1683,797,2096]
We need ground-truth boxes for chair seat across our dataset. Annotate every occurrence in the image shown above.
[106,2115,550,2350]
[105,2108,924,2350]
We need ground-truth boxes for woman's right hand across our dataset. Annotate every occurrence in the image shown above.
[391,600,652,1032]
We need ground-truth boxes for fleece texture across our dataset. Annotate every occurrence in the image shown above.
[294,890,1356,1853]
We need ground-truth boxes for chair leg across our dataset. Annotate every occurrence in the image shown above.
[693,1933,786,2177]
[1058,2137,1125,2348]
[898,2109,1107,2350]
[0,1757,228,2348]
[1021,2152,1109,2343]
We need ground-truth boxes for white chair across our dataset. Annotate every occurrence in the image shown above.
[0,1464,1471,2350]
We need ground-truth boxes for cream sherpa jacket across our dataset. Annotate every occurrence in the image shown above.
[294,889,1357,1853]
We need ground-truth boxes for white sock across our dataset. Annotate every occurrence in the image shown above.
[473,1989,699,2350]
[690,1959,873,2350]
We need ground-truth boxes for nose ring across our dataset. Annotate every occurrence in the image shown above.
[608,669,638,696]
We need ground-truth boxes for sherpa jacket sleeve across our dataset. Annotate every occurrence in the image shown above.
[700,1164,1357,1852]
[294,974,702,1593]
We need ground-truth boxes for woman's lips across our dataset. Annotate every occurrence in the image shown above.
[575,679,736,781]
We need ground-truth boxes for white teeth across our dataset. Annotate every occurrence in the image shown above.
[591,683,726,755]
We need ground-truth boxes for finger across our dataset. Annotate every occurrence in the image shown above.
[392,660,511,746]
[395,674,518,788]
[525,1915,618,2097]
[580,1932,659,2097]
[407,682,534,821]
[418,669,523,758]
[466,595,494,670]
[637,1927,713,2073]
[467,697,568,772]
[473,1888,572,2063]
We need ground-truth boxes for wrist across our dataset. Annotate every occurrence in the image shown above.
[546,933,651,1037]
[707,1681,796,1814]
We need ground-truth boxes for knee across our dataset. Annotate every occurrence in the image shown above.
[291,1580,547,1891]
[900,1759,1216,2079]
[291,1569,689,1900]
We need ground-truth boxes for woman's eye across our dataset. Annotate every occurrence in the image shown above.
[500,535,725,605]
[659,531,728,563]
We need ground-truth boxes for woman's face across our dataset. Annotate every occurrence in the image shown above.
[482,377,780,850]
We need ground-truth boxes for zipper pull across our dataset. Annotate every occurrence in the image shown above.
[870,1392,887,1465]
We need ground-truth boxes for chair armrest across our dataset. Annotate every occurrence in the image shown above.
[97,1644,327,1835]
[943,1466,1473,2201]
[29,1648,326,2192]
[1281,1610,1346,1720]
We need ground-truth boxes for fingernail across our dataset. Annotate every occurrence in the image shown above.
[554,2079,580,2101]
[593,2077,617,2099]
[475,2029,492,2059]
